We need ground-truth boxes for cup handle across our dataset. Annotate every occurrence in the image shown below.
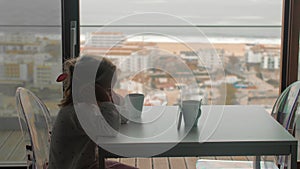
[198,99,202,117]
[177,105,183,130]
[197,107,201,118]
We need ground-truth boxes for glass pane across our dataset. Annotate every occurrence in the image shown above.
[80,26,281,111]
[81,0,282,25]
[80,1,282,111]
[0,0,61,165]
[0,0,60,25]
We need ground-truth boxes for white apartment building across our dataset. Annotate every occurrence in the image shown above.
[180,51,199,62]
[197,49,222,71]
[245,50,262,64]
[127,51,152,73]
[0,32,35,43]
[82,40,156,73]
[107,51,152,73]
[119,80,144,93]
[261,55,280,70]
[85,32,126,48]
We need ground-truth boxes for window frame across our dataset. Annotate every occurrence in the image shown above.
[61,0,80,61]
[280,0,300,91]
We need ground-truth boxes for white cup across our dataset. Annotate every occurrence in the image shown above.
[125,93,145,119]
[181,100,202,127]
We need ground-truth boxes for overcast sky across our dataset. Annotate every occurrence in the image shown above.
[0,0,282,26]
[81,0,282,25]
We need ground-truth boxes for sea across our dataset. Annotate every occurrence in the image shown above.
[81,27,282,44]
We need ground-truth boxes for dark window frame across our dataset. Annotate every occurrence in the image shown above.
[280,0,300,91]
[61,0,80,61]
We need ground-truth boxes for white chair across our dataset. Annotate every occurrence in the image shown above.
[197,81,300,169]
[16,87,52,169]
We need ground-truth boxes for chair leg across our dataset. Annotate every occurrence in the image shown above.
[98,147,106,169]
[253,156,261,169]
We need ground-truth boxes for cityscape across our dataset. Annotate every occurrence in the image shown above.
[0,31,281,116]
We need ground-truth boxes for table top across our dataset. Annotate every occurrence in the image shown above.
[96,105,297,157]
[97,105,296,144]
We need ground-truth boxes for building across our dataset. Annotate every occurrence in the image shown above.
[261,55,280,70]
[0,33,41,54]
[1,62,29,81]
[0,32,35,44]
[84,32,126,48]
[197,48,222,71]
[245,44,280,66]
[245,49,262,64]
[81,40,157,73]
[33,61,61,88]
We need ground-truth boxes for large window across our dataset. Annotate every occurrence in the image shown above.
[80,0,282,110]
[0,0,294,165]
[0,0,61,164]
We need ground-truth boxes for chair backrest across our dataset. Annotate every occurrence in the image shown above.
[271,81,300,134]
[16,87,51,169]
[270,81,300,168]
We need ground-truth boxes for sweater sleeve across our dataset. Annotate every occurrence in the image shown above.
[75,102,121,137]
[98,102,121,132]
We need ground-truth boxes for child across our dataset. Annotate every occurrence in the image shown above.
[48,55,137,169]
